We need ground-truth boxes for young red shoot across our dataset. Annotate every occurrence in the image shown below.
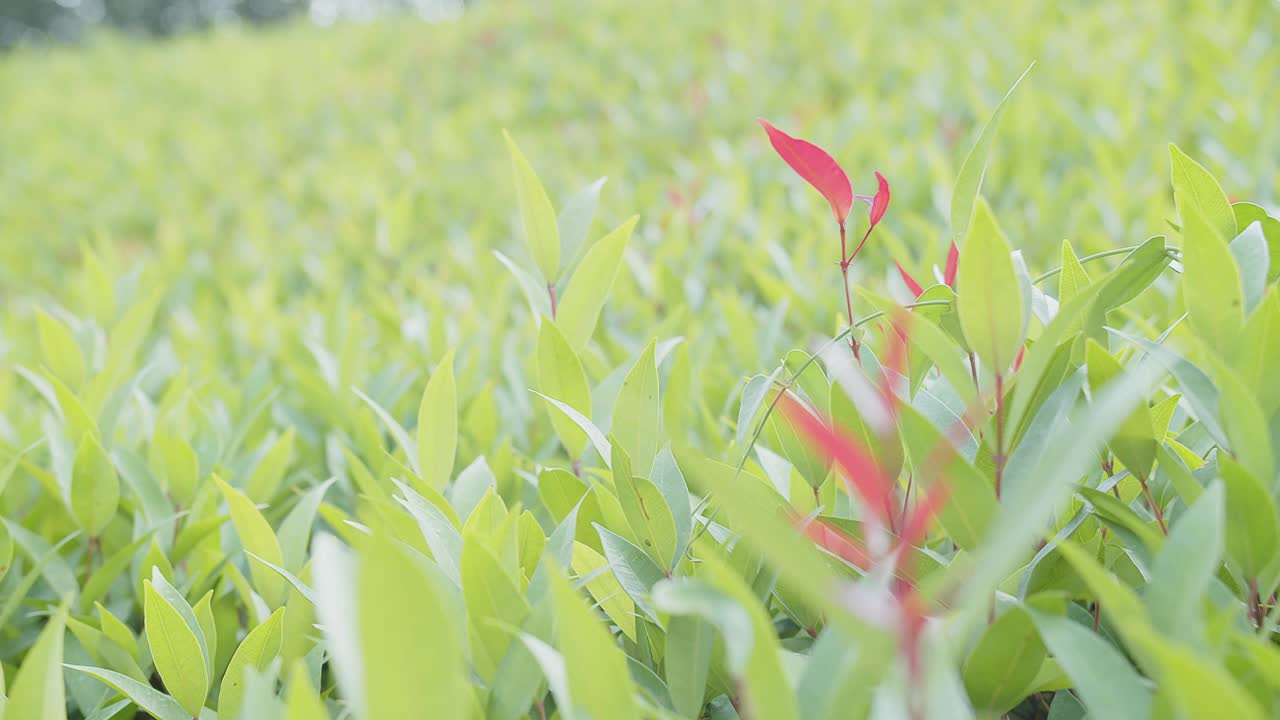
[757,119,853,225]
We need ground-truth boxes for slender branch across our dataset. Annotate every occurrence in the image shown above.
[548,283,558,319]
[1249,577,1264,630]
[838,222,861,360]
[1031,245,1184,285]
[967,352,980,392]
[1136,470,1168,534]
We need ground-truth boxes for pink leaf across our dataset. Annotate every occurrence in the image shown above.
[899,483,949,549]
[758,119,853,225]
[797,517,871,570]
[895,261,924,297]
[778,392,895,526]
[880,311,911,419]
[944,241,959,288]
[869,171,891,227]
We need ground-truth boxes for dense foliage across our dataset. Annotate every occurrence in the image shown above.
[2,1,1280,718]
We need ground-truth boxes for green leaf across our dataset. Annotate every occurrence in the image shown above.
[557,216,638,350]
[654,555,798,720]
[504,130,561,283]
[144,581,209,716]
[1059,240,1091,335]
[897,401,996,549]
[612,447,677,570]
[1085,340,1157,476]
[0,521,12,584]
[219,607,286,719]
[571,541,637,641]
[1026,609,1151,720]
[549,566,642,720]
[1233,204,1280,280]
[1132,624,1265,720]
[611,339,660,474]
[956,356,1164,620]
[462,532,530,681]
[68,433,119,537]
[7,599,69,720]
[152,428,200,508]
[536,320,592,458]
[1229,221,1269,313]
[65,665,188,720]
[595,523,664,620]
[215,474,287,608]
[1181,200,1245,356]
[1211,358,1274,486]
[36,309,86,390]
[1170,143,1236,243]
[962,606,1047,713]
[417,349,458,489]
[950,62,1034,243]
[664,615,712,718]
[1083,237,1171,346]
[1145,483,1223,646]
[1218,460,1280,578]
[533,391,613,465]
[957,197,1026,372]
[558,176,608,275]
[493,249,553,319]
[192,592,218,677]
[360,534,466,719]
[284,661,328,720]
[278,477,337,573]
[245,428,295,502]
[650,447,692,562]
[1236,288,1280,416]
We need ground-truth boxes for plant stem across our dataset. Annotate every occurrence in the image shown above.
[1135,470,1168,534]
[967,352,979,392]
[838,222,861,361]
[993,372,1006,499]
[900,472,914,530]
[82,535,97,586]
[547,283,558,319]
[1249,577,1263,630]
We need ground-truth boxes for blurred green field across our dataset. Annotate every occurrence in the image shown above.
[2,0,1280,718]
[3,0,1276,411]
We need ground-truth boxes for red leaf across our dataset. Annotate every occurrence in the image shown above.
[899,483,949,548]
[944,241,959,288]
[880,311,911,418]
[798,517,871,570]
[869,171,891,227]
[759,119,853,225]
[895,261,924,297]
[778,392,895,525]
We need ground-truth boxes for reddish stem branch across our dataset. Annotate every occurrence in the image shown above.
[548,283,558,319]
[1136,471,1168,535]
[838,222,861,361]
[1249,577,1264,630]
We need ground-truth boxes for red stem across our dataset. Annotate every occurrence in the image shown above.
[900,472,914,531]
[1248,577,1263,630]
[838,222,861,361]
[1136,470,1168,535]
[548,283,558,319]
